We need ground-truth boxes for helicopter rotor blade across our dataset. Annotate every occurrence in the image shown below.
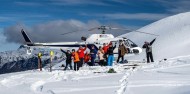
[60,30,80,35]
[133,30,159,36]
[88,25,159,36]
[118,28,159,36]
[109,27,121,30]
[88,27,99,31]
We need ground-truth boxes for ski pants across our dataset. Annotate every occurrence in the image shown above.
[79,58,84,67]
[117,55,124,63]
[99,60,104,66]
[91,56,96,66]
[146,52,154,63]
[108,55,114,66]
[74,61,80,71]
[104,53,108,66]
[64,60,72,70]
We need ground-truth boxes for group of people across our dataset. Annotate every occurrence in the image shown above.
[60,41,128,71]
[60,38,156,71]
[60,45,87,71]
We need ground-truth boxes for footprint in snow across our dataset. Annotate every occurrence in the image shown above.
[31,80,45,92]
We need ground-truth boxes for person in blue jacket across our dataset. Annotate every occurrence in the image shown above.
[90,45,97,66]
[60,49,72,70]
[107,42,116,66]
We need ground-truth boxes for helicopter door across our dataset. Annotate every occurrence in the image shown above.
[123,40,130,47]
[123,39,138,54]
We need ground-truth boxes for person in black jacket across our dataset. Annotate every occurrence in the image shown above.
[142,38,156,63]
[60,49,72,70]
[107,42,116,66]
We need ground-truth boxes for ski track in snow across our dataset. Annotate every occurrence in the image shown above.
[31,80,45,92]
[53,86,120,93]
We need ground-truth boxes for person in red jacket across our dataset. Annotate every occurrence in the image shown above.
[102,43,110,65]
[84,51,91,65]
[102,43,109,53]
[77,45,87,68]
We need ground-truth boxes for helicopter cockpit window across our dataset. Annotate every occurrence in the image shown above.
[124,39,138,47]
[127,39,138,47]
[123,40,130,47]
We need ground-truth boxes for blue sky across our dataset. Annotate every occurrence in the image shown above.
[0,0,190,51]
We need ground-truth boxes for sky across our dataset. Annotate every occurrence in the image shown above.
[0,0,190,52]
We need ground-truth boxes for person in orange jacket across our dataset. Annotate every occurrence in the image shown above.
[72,49,80,71]
[77,45,87,68]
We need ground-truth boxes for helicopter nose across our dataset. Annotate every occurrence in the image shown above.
[133,49,139,54]
[132,47,142,54]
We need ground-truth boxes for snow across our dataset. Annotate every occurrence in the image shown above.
[126,56,190,94]
[0,66,124,94]
[2,55,190,94]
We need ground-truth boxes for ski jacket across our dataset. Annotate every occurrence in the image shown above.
[72,52,80,63]
[60,49,72,61]
[118,45,127,56]
[142,38,156,53]
[107,45,116,55]
[102,45,109,54]
[98,50,104,60]
[90,49,97,58]
[77,47,87,58]
[84,53,91,63]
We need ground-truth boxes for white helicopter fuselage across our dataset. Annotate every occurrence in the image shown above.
[88,34,142,55]
[21,29,142,55]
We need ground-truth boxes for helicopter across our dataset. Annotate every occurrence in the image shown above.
[21,25,158,55]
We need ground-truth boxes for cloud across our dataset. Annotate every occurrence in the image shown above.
[0,16,12,22]
[82,13,170,21]
[104,13,170,20]
[26,14,50,18]
[0,29,20,52]
[51,0,112,6]
[3,19,129,44]
[0,29,6,44]
[14,1,43,6]
[0,13,51,27]
[153,0,190,13]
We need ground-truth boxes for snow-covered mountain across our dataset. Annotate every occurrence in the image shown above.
[120,12,190,60]
[0,47,64,74]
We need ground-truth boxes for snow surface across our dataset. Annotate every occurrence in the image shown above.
[125,56,190,94]
[0,65,126,94]
[1,55,190,94]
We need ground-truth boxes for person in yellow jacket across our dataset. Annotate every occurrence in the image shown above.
[72,49,80,71]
